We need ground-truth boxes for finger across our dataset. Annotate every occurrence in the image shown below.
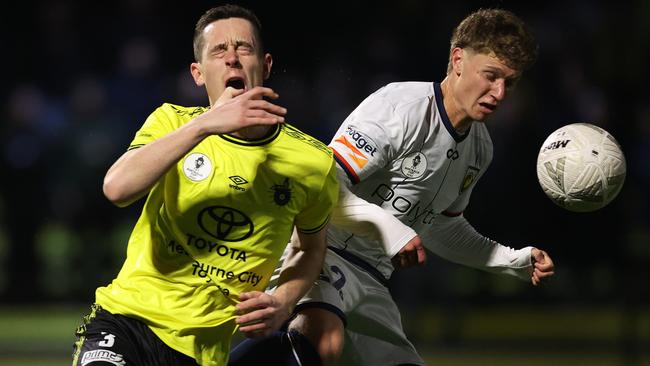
[218,87,246,102]
[236,308,270,326]
[236,293,270,313]
[243,116,285,125]
[247,100,288,115]
[245,109,286,122]
[534,262,553,271]
[535,269,555,278]
[238,291,265,304]
[239,323,270,338]
[532,251,543,264]
[245,86,280,100]
[532,272,541,286]
[416,246,427,265]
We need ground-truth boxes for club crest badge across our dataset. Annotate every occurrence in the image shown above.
[401,152,427,179]
[183,153,212,182]
[460,166,480,194]
[270,178,292,206]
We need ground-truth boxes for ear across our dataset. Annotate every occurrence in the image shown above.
[451,47,464,76]
[263,53,273,80]
[190,62,205,86]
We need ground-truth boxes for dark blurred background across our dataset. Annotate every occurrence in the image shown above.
[1,0,648,365]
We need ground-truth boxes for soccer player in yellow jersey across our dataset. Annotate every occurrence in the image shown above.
[72,4,338,366]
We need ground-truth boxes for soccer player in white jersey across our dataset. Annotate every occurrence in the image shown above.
[230,8,556,366]
[71,5,339,366]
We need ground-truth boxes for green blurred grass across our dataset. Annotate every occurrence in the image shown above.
[0,304,648,366]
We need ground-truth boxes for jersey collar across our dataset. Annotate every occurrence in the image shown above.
[219,124,281,146]
[433,82,471,143]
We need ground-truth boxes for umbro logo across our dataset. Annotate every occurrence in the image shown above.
[229,176,248,191]
[229,176,248,185]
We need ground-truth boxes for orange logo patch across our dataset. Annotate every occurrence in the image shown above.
[335,135,368,168]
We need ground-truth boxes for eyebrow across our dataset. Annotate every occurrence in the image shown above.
[210,39,255,51]
[485,66,520,81]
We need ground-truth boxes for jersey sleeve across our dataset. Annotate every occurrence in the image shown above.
[127,104,178,150]
[424,214,534,281]
[328,87,401,185]
[294,158,339,234]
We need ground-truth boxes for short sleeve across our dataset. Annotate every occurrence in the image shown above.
[127,104,178,151]
[295,158,340,234]
[328,87,401,184]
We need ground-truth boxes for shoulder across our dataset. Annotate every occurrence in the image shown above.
[155,103,208,120]
[372,82,435,107]
[280,123,333,159]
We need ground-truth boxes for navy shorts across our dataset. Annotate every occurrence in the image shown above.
[72,304,197,365]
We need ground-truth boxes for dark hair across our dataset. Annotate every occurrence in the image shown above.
[447,9,538,73]
[193,4,264,61]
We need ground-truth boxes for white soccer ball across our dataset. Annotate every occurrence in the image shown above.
[536,123,626,212]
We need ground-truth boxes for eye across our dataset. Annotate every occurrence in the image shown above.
[236,43,254,55]
[484,71,496,81]
[505,77,519,90]
[211,45,228,58]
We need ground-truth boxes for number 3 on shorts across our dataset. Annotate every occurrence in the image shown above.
[98,332,116,347]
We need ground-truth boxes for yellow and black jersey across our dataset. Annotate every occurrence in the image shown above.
[95,103,338,365]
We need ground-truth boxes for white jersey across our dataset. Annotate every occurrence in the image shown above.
[329,81,532,280]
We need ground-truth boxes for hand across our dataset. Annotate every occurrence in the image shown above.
[200,86,287,135]
[235,291,292,338]
[530,248,555,286]
[391,235,427,269]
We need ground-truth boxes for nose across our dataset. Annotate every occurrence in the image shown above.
[225,46,240,68]
[491,79,506,101]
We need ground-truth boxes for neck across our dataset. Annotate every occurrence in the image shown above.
[231,125,273,140]
[440,78,472,134]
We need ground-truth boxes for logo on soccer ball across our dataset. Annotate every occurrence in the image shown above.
[183,153,212,181]
[198,206,253,241]
[401,152,427,179]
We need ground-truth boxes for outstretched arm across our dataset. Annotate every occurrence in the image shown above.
[425,214,555,285]
[235,228,328,338]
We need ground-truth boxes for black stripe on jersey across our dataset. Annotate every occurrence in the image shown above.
[297,215,330,234]
[218,124,281,146]
[434,82,470,143]
[127,144,145,151]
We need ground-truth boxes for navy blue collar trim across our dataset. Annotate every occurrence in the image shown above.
[433,82,470,143]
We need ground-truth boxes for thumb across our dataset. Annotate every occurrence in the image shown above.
[531,248,546,264]
[216,87,246,106]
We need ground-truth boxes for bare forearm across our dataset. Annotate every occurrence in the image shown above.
[273,229,327,313]
[103,120,207,206]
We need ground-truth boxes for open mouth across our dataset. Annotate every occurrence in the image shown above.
[226,77,245,90]
[479,102,496,112]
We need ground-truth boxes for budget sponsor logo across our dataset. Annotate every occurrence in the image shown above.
[334,127,378,169]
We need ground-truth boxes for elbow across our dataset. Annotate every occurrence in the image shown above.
[103,175,133,207]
